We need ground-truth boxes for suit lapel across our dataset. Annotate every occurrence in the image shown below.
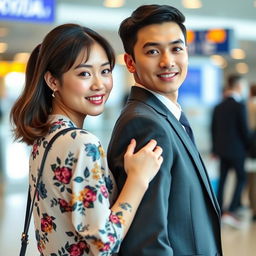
[166,114,220,216]
[128,86,220,216]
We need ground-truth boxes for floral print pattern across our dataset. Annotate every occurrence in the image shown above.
[30,115,122,256]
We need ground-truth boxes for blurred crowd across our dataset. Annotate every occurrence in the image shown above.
[210,74,256,229]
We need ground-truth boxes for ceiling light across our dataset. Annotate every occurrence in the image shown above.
[0,42,8,53]
[103,0,125,8]
[231,48,246,59]
[254,1,256,7]
[14,52,30,63]
[182,0,202,9]
[235,62,249,74]
[210,55,227,68]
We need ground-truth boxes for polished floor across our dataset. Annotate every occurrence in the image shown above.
[0,122,255,256]
[222,223,256,256]
[1,169,256,255]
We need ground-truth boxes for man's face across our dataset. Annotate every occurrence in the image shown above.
[125,22,188,103]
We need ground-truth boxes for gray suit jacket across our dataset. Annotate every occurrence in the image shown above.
[107,86,222,256]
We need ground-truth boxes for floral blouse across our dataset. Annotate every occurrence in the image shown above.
[29,115,123,256]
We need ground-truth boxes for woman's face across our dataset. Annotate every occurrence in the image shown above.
[52,42,113,126]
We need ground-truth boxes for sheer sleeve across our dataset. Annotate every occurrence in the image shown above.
[69,130,124,255]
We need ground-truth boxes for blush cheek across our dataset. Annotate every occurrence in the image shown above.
[105,77,113,91]
[72,84,89,96]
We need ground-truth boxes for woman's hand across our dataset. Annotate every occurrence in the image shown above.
[124,139,163,186]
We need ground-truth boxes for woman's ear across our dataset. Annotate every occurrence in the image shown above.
[44,71,58,91]
[124,53,136,73]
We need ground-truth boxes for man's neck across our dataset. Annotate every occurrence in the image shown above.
[134,82,178,105]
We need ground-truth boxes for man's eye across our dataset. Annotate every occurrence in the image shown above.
[146,49,159,55]
[173,47,183,52]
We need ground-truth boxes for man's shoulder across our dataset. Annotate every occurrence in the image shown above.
[121,99,156,116]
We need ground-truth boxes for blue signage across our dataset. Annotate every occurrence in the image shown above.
[187,29,235,56]
[179,67,202,101]
[178,64,221,106]
[0,0,55,23]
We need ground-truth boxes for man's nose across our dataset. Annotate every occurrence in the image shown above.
[159,52,174,69]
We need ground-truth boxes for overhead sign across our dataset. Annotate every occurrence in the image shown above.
[187,29,235,55]
[0,0,55,23]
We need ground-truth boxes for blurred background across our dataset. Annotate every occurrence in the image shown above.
[0,0,256,255]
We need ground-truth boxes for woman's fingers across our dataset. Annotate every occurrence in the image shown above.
[144,139,157,151]
[153,145,163,158]
[125,138,136,156]
[125,139,163,163]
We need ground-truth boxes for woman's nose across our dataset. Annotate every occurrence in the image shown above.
[91,77,104,91]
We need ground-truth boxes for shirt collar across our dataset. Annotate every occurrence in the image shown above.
[134,83,182,120]
[228,92,242,102]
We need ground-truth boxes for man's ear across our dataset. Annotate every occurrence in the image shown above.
[124,53,136,73]
[44,71,59,91]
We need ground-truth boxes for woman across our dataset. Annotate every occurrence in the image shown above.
[10,24,163,256]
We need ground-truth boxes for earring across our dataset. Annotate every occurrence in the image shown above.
[52,89,56,98]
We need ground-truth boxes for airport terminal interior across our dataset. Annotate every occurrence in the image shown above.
[0,0,256,255]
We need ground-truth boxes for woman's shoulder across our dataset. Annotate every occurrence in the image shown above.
[30,120,102,158]
[58,128,101,146]
[47,114,102,145]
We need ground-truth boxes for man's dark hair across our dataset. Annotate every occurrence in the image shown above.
[250,83,256,97]
[119,4,187,58]
[227,74,243,89]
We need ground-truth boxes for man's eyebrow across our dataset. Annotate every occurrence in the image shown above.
[74,62,110,69]
[143,39,185,48]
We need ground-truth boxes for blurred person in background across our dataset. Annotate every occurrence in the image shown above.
[246,83,256,221]
[9,23,163,256]
[211,74,250,228]
[108,4,222,256]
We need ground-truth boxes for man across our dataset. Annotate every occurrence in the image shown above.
[211,74,249,227]
[108,5,222,256]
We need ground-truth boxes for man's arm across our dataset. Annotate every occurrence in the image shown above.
[108,114,174,256]
[237,102,250,148]
[210,107,218,155]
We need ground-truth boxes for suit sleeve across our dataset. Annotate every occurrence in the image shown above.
[210,107,218,155]
[108,114,174,256]
[237,102,250,148]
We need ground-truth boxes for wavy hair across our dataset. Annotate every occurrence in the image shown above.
[10,23,115,145]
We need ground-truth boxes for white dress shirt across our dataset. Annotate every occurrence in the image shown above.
[134,83,182,120]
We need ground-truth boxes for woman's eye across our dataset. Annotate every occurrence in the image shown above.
[102,68,112,75]
[79,71,90,77]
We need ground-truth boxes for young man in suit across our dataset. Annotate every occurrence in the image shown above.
[211,74,250,227]
[107,4,222,256]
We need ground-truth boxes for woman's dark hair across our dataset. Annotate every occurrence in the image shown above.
[10,23,115,145]
[119,4,187,58]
